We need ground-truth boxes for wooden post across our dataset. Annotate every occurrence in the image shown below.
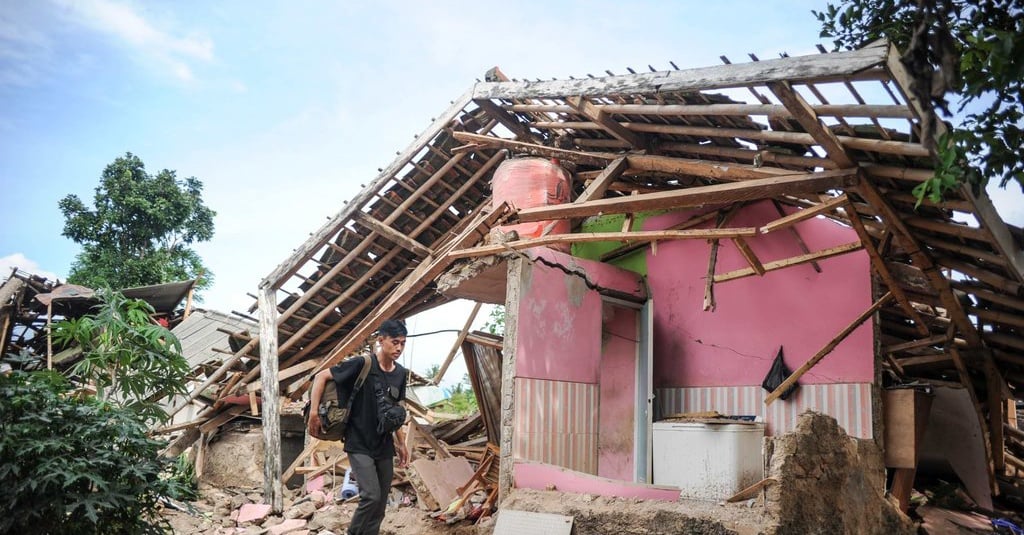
[46,301,53,370]
[258,287,283,513]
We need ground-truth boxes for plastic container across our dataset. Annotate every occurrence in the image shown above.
[652,421,765,501]
[339,468,359,500]
[491,158,571,251]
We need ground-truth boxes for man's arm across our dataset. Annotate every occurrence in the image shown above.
[306,369,332,436]
[394,425,409,467]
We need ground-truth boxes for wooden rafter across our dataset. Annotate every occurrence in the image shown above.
[517,169,858,223]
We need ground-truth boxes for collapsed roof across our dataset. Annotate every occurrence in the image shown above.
[181,40,1023,474]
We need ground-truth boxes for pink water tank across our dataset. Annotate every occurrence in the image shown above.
[491,158,571,250]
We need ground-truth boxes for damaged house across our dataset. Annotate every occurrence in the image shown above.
[164,40,1024,530]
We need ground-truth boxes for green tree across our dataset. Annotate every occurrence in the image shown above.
[484,305,505,336]
[59,152,216,294]
[0,369,192,535]
[53,289,189,425]
[815,1,1023,201]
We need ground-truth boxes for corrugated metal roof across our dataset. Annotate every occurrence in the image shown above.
[172,309,257,368]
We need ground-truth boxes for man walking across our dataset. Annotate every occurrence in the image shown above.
[308,319,409,535]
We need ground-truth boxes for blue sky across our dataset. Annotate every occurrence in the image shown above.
[2,1,1020,378]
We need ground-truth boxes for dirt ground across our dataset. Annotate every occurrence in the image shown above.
[159,482,772,535]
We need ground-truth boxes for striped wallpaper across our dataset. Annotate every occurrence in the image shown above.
[654,383,874,439]
[513,377,599,474]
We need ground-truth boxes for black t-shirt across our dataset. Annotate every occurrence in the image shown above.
[329,354,407,459]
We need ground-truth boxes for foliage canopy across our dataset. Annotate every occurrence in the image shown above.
[59,152,216,295]
[815,0,1024,201]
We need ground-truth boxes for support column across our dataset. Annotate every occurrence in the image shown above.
[258,287,283,512]
[498,256,526,503]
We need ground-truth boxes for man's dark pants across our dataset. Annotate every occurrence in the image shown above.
[347,452,394,535]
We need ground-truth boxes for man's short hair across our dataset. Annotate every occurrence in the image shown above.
[378,319,408,338]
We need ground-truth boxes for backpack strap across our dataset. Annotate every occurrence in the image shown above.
[352,353,372,393]
[341,354,372,415]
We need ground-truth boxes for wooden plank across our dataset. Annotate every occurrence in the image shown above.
[410,457,476,512]
[511,102,914,119]
[732,237,766,276]
[772,200,822,273]
[883,335,950,354]
[247,358,319,393]
[453,131,792,181]
[433,302,482,385]
[313,206,511,373]
[534,121,930,158]
[258,287,283,513]
[354,212,434,257]
[725,477,777,502]
[473,41,889,99]
[198,405,246,434]
[566,96,646,148]
[846,204,931,336]
[855,177,982,346]
[517,169,858,223]
[600,209,721,262]
[473,98,538,143]
[449,227,759,260]
[765,292,893,405]
[760,194,848,234]
[282,439,321,484]
[768,81,854,168]
[714,241,863,283]
[168,337,259,418]
[576,157,628,204]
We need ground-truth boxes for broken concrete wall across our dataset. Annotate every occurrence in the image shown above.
[765,411,914,535]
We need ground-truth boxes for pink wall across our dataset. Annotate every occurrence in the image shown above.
[645,200,873,387]
[597,304,638,480]
[515,248,645,383]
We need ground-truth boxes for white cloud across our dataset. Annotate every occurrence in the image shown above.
[52,0,213,82]
[0,253,62,283]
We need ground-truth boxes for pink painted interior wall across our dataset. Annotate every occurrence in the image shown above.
[515,248,645,383]
[644,200,873,387]
[597,304,638,480]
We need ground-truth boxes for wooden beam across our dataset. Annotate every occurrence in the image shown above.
[517,169,858,223]
[449,227,759,260]
[760,194,848,234]
[884,335,950,354]
[314,205,512,373]
[732,237,766,276]
[247,358,319,393]
[566,96,646,148]
[473,99,538,142]
[846,204,931,337]
[854,176,983,346]
[453,131,793,181]
[772,199,822,272]
[354,212,434,257]
[765,292,893,405]
[433,302,482,386]
[600,209,722,262]
[576,157,628,204]
[510,102,914,119]
[768,80,855,168]
[714,241,863,283]
[167,337,259,418]
[473,41,889,99]
[258,288,283,513]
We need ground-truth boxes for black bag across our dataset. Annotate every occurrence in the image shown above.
[373,374,407,435]
[761,346,798,401]
[304,354,371,441]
